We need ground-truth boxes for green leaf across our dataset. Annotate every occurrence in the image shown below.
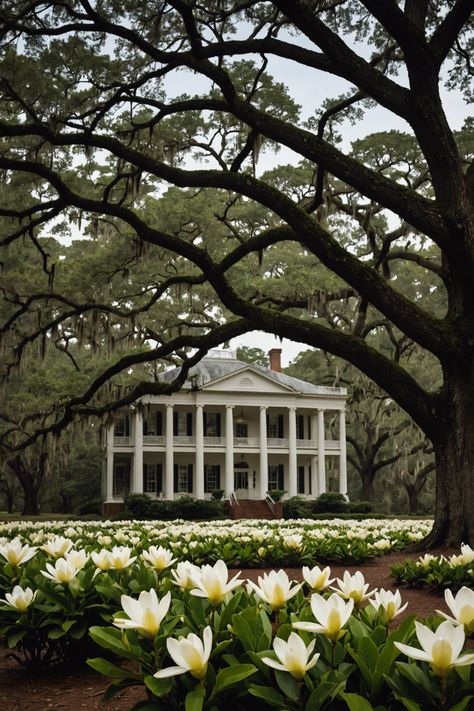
[185,685,206,711]
[339,692,375,711]
[144,675,174,698]
[448,697,474,711]
[210,663,257,699]
[249,683,287,707]
[395,697,422,711]
[305,680,346,711]
[87,657,138,680]
[231,613,255,652]
[275,668,300,701]
[88,625,137,659]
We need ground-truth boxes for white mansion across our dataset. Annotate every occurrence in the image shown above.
[103,349,348,515]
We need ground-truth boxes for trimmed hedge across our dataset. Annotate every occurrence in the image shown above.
[123,493,227,520]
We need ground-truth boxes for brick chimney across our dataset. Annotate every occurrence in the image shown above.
[268,348,282,372]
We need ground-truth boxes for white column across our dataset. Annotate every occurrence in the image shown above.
[133,409,143,494]
[165,404,174,500]
[339,409,348,498]
[106,423,114,500]
[259,406,268,498]
[195,404,204,499]
[310,413,318,496]
[317,408,326,494]
[225,405,234,497]
[288,406,297,497]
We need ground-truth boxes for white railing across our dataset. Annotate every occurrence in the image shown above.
[203,436,225,446]
[229,490,239,506]
[234,437,260,447]
[297,439,317,448]
[114,436,132,446]
[265,492,275,516]
[143,435,165,446]
[267,438,289,448]
[325,439,341,450]
[173,435,195,446]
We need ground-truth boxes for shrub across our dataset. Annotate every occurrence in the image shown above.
[311,492,349,514]
[123,493,152,518]
[348,500,373,514]
[267,488,286,502]
[282,496,312,519]
[76,499,102,516]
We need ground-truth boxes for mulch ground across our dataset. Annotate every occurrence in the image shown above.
[0,548,465,710]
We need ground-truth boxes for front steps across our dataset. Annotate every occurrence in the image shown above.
[227,498,282,520]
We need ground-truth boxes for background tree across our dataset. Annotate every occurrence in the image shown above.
[0,1,473,545]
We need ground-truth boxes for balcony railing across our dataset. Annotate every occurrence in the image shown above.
[203,436,225,446]
[114,436,132,446]
[234,437,260,447]
[267,437,289,448]
[173,435,195,446]
[143,435,165,446]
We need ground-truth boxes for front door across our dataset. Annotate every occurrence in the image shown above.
[234,467,249,499]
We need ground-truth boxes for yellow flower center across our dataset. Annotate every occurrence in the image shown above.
[185,648,207,678]
[386,601,396,621]
[431,639,453,676]
[270,583,286,609]
[458,604,474,631]
[7,551,19,566]
[285,652,306,679]
[205,579,224,606]
[141,608,159,637]
[326,608,343,642]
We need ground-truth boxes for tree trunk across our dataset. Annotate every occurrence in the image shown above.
[359,468,375,502]
[21,484,41,516]
[404,484,418,516]
[422,365,474,547]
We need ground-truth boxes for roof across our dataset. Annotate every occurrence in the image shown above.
[159,351,346,396]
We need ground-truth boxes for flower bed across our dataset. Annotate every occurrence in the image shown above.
[0,519,473,711]
[391,547,474,593]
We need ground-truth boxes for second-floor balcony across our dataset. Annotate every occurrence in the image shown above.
[114,435,340,450]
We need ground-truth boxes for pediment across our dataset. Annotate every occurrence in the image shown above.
[201,366,295,394]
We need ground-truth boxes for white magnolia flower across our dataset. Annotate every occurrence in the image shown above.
[91,549,113,571]
[114,589,171,638]
[0,538,37,566]
[262,632,319,679]
[459,544,474,565]
[154,625,212,680]
[41,558,78,583]
[369,588,408,622]
[65,548,88,570]
[142,546,177,572]
[293,592,354,642]
[332,571,376,607]
[190,560,242,606]
[302,565,334,593]
[109,546,137,570]
[395,620,474,677]
[42,535,73,558]
[283,534,304,550]
[0,585,36,612]
[247,570,302,610]
[171,561,201,590]
[436,587,474,634]
[417,553,437,568]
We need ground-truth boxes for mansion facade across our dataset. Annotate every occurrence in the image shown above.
[102,349,348,515]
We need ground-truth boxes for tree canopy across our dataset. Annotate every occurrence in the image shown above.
[0,1,473,544]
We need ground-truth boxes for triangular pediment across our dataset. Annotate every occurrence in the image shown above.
[200,366,296,394]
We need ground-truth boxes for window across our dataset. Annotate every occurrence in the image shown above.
[235,422,248,439]
[144,412,162,436]
[204,413,220,437]
[114,462,130,497]
[204,464,221,493]
[174,464,193,493]
[268,464,284,491]
[114,415,129,437]
[267,414,283,438]
[143,463,162,494]
[234,470,248,489]
[174,412,192,436]
[296,415,305,440]
[297,466,305,494]
[178,465,188,493]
